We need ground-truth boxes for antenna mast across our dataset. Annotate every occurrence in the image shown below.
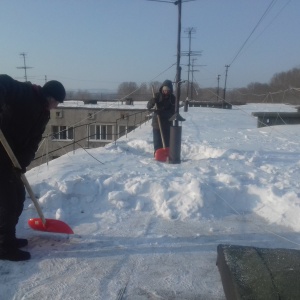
[182,27,201,99]
[17,53,33,81]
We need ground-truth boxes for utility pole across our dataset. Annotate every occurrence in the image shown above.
[169,0,184,164]
[174,0,182,123]
[223,65,230,100]
[190,58,198,101]
[181,28,201,112]
[184,27,196,100]
[189,58,206,101]
[217,74,221,101]
[223,65,230,107]
[16,53,32,82]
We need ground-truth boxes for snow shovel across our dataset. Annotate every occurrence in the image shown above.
[0,129,74,234]
[151,86,169,162]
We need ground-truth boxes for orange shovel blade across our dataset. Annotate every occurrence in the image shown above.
[28,218,74,234]
[155,147,169,162]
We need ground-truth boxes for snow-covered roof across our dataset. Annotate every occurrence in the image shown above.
[59,100,148,110]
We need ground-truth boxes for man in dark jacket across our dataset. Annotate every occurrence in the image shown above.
[0,74,66,261]
[147,80,176,154]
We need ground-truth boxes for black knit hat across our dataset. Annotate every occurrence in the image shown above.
[42,80,66,103]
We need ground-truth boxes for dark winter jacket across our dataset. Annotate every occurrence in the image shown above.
[0,75,50,170]
[147,80,176,129]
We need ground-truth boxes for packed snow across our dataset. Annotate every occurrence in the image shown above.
[2,103,300,300]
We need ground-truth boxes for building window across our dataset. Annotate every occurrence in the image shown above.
[89,124,113,141]
[52,126,74,140]
[118,125,135,138]
[128,126,135,133]
[55,110,63,118]
[118,125,126,138]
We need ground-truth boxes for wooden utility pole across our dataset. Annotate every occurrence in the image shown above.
[217,74,221,101]
[185,27,195,100]
[174,0,182,125]
[223,65,230,106]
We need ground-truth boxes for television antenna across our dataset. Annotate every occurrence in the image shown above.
[16,52,33,82]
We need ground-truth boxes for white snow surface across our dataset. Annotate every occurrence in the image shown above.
[2,103,300,299]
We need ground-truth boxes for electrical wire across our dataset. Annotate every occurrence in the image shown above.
[241,0,292,56]
[229,0,277,66]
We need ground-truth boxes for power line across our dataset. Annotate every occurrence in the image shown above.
[229,0,277,66]
[146,0,196,4]
[242,0,292,55]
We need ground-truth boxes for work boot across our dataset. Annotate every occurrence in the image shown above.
[5,238,28,249]
[0,248,31,261]
[15,238,28,248]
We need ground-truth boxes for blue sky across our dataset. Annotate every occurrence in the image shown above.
[1,0,298,92]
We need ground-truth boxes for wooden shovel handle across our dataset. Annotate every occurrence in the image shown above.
[151,85,166,149]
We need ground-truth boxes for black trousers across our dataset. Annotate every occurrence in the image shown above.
[0,168,25,252]
[153,124,171,152]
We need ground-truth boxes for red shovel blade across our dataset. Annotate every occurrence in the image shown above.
[28,218,74,234]
[155,147,170,162]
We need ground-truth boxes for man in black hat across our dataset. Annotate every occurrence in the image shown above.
[0,74,66,261]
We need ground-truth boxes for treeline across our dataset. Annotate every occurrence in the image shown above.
[228,67,300,104]
[66,67,300,104]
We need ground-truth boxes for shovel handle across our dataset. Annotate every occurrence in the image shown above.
[0,129,46,225]
[151,85,166,149]
[20,174,46,225]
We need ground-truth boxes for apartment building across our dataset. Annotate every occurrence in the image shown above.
[29,100,149,169]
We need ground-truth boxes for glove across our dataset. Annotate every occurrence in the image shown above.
[147,98,156,110]
[151,98,157,105]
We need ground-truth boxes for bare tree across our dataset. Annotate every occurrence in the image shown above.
[117,82,138,100]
